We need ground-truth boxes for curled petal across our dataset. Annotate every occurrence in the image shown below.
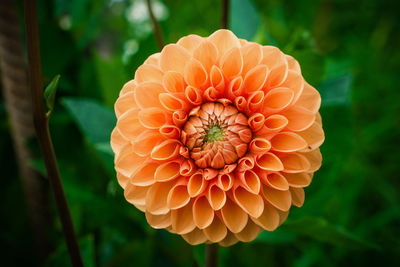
[227,76,243,99]
[259,172,289,191]
[131,161,158,186]
[249,137,271,154]
[194,40,218,72]
[284,172,312,188]
[146,181,174,215]
[264,114,289,132]
[184,58,208,88]
[182,228,208,245]
[171,202,196,234]
[124,183,149,206]
[207,183,226,210]
[145,211,171,229]
[172,110,187,127]
[282,106,315,132]
[163,71,185,93]
[135,64,163,83]
[180,159,196,176]
[138,108,167,129]
[262,184,292,211]
[270,132,308,152]
[265,63,288,88]
[281,153,311,173]
[251,203,280,231]
[290,187,305,207]
[221,198,248,233]
[238,156,255,171]
[203,216,228,243]
[234,96,247,112]
[247,91,264,113]
[133,130,164,156]
[210,65,225,92]
[208,29,241,56]
[256,152,284,171]
[155,160,181,182]
[115,143,146,177]
[280,70,304,103]
[167,180,190,209]
[177,34,203,52]
[185,86,203,105]
[160,125,180,139]
[151,139,181,161]
[217,173,234,191]
[116,108,141,140]
[248,113,265,131]
[188,171,207,197]
[193,196,214,229]
[235,219,263,242]
[244,65,269,93]
[238,169,261,194]
[262,87,294,113]
[159,92,188,111]
[134,82,165,109]
[233,186,264,218]
[241,43,262,75]
[220,47,243,79]
[160,44,191,73]
[204,87,219,102]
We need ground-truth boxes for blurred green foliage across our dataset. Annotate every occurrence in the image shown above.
[1,0,400,266]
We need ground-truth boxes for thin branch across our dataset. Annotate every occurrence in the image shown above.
[221,0,230,29]
[146,0,165,50]
[205,243,219,267]
[23,1,83,266]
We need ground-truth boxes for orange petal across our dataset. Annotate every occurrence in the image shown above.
[135,64,164,83]
[151,139,181,161]
[203,216,228,242]
[182,228,208,245]
[284,172,312,188]
[241,43,262,75]
[219,231,239,247]
[262,184,292,211]
[264,114,288,132]
[119,80,137,96]
[145,211,171,229]
[160,125,180,139]
[115,143,146,177]
[134,82,165,109]
[167,182,190,209]
[264,63,288,88]
[256,152,284,171]
[220,47,243,79]
[180,159,196,177]
[234,96,247,112]
[251,202,280,231]
[260,46,285,69]
[262,87,294,113]
[279,70,304,103]
[133,130,163,156]
[235,219,263,242]
[110,127,127,154]
[163,71,185,93]
[296,82,321,113]
[221,198,248,233]
[249,137,271,154]
[144,52,160,66]
[244,65,269,93]
[260,172,289,191]
[146,181,174,215]
[238,169,261,194]
[194,40,218,73]
[280,153,311,173]
[131,161,158,186]
[298,121,324,152]
[171,202,196,234]
[124,183,149,206]
[233,186,264,218]
[138,108,167,129]
[155,160,181,182]
[290,187,305,207]
[301,149,322,172]
[208,29,241,56]
[207,183,226,210]
[188,171,207,197]
[177,34,203,53]
[217,173,234,191]
[193,196,214,229]
[248,113,265,131]
[210,65,225,92]
[160,44,191,73]
[271,132,308,152]
[282,106,315,132]
[172,110,188,127]
[238,156,255,171]
[116,172,130,189]
[286,55,301,73]
[247,90,264,113]
[116,108,142,140]
[115,91,136,118]
[184,58,208,88]
[227,76,243,99]
[159,92,188,111]
[185,86,203,105]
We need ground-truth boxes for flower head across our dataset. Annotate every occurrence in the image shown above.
[111,30,324,246]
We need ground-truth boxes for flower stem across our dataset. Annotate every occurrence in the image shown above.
[23,1,83,266]
[146,0,165,50]
[221,0,230,29]
[205,243,219,267]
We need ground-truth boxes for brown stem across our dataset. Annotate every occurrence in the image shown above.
[205,244,219,267]
[146,0,165,50]
[23,1,83,266]
[0,0,52,261]
[221,0,230,29]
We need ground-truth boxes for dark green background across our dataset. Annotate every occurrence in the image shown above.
[1,0,399,266]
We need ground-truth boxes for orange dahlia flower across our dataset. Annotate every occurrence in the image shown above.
[111,30,324,246]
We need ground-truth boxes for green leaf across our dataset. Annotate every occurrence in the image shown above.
[44,74,60,115]
[283,216,379,250]
[230,0,260,40]
[62,97,116,144]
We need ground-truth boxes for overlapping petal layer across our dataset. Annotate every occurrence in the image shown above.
[111,30,324,246]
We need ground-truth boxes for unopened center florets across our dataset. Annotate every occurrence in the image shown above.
[182,102,252,169]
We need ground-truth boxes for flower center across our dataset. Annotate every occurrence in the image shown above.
[182,102,252,169]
